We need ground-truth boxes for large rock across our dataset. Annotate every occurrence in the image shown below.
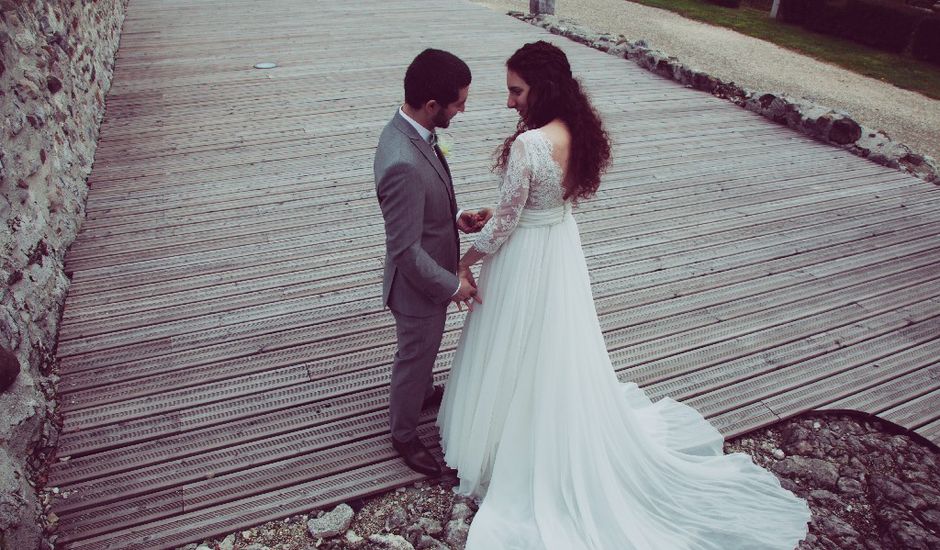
[772,456,840,489]
[368,533,416,550]
[404,516,445,548]
[414,535,450,549]
[871,477,929,510]
[876,507,940,549]
[442,519,470,549]
[414,516,443,537]
[448,502,473,523]
[384,503,409,532]
[0,347,19,392]
[828,116,863,144]
[307,503,354,539]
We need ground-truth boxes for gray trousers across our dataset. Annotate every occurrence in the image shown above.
[389,307,447,442]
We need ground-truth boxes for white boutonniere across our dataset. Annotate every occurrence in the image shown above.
[437,134,453,157]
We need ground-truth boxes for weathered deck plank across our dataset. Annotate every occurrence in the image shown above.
[53,0,940,547]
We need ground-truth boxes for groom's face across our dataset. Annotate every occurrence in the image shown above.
[431,86,469,129]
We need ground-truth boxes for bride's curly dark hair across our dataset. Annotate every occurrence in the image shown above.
[495,41,612,201]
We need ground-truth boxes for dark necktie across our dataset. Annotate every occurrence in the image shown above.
[429,133,450,177]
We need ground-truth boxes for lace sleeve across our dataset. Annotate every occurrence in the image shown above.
[472,138,531,255]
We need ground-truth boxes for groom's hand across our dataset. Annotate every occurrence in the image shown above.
[457,209,492,233]
[452,272,481,312]
[457,211,478,233]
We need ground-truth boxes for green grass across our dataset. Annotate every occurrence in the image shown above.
[626,0,940,100]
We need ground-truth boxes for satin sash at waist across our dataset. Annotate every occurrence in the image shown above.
[517,203,572,228]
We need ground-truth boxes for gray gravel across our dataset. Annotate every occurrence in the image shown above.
[472,0,940,161]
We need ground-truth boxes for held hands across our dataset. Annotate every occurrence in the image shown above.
[457,208,493,233]
[451,267,482,312]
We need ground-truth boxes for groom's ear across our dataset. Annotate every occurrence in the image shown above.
[425,99,441,113]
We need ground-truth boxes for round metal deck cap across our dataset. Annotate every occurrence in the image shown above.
[254,62,278,69]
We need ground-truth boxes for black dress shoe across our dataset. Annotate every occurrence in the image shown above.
[392,436,442,477]
[422,385,445,410]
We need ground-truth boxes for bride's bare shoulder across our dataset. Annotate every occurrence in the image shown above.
[536,121,571,150]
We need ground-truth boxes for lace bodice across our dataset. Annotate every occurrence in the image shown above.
[472,129,566,254]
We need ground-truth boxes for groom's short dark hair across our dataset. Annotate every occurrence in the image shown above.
[404,49,471,109]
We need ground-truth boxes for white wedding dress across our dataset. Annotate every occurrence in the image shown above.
[437,129,811,549]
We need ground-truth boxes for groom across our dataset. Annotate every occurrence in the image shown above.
[375,49,490,476]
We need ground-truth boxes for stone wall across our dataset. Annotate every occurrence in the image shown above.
[0,0,127,548]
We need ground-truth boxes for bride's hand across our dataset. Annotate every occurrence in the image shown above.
[458,209,492,233]
[457,211,480,233]
[473,208,493,231]
[459,265,477,289]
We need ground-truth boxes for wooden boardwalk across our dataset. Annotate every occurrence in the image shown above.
[51,0,940,547]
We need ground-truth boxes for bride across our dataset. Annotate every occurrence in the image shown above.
[437,41,811,549]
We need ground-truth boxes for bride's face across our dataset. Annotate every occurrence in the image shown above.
[506,69,530,119]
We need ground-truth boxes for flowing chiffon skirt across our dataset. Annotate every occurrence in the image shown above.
[437,205,811,549]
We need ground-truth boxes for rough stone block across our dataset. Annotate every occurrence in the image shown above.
[307,503,354,538]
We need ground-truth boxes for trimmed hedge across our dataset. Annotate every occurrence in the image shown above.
[841,1,919,53]
[777,0,940,58]
[912,18,940,66]
[777,0,812,24]
[801,1,850,37]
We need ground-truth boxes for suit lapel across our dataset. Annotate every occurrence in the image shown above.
[414,138,453,193]
[429,144,457,209]
[391,113,457,209]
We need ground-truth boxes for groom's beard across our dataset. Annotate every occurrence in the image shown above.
[432,109,452,129]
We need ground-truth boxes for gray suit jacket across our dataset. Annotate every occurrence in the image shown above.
[375,111,460,317]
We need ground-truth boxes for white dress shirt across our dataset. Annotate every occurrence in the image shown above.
[399,106,432,142]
